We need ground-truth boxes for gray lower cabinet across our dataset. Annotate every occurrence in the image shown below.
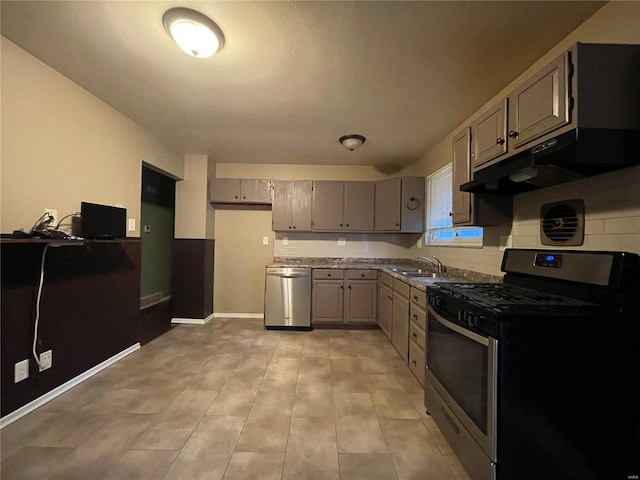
[272,180,312,231]
[344,272,377,324]
[312,269,376,325]
[391,279,410,362]
[408,287,427,386]
[377,274,393,340]
[312,181,374,232]
[374,177,425,232]
[210,178,272,204]
[311,270,344,324]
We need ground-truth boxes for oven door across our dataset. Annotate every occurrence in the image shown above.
[426,305,498,461]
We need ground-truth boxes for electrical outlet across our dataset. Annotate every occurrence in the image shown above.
[282,237,289,245]
[337,238,346,246]
[39,350,52,372]
[128,218,136,232]
[15,359,29,383]
[44,208,58,225]
[262,236,269,245]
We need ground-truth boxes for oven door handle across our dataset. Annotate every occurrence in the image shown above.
[427,306,490,346]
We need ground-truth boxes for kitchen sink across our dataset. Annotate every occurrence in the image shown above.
[402,272,439,278]
[386,266,441,278]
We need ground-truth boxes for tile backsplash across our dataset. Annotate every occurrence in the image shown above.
[512,165,640,254]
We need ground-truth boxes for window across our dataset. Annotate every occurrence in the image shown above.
[425,164,483,247]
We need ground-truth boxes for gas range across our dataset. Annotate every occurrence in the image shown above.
[424,249,640,480]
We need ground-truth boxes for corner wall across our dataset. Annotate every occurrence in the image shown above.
[0,37,184,236]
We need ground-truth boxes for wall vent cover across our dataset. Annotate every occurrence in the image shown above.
[540,199,584,246]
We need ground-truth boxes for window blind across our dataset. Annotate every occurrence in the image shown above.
[428,165,453,230]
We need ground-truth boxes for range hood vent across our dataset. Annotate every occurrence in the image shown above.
[460,128,640,195]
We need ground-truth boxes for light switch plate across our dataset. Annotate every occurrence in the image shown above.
[128,218,136,232]
[262,236,269,245]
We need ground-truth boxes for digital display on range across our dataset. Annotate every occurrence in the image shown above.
[534,253,563,268]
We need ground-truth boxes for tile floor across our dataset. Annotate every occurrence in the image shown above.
[1,318,471,480]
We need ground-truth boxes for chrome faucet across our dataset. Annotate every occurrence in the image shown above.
[417,255,444,274]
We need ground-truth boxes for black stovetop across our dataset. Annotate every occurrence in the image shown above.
[434,282,598,316]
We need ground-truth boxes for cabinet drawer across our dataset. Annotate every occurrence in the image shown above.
[312,269,344,280]
[408,339,425,387]
[410,302,426,330]
[393,278,410,298]
[346,269,377,280]
[410,287,426,307]
[409,320,425,351]
[379,272,393,288]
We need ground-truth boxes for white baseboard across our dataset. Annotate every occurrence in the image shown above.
[171,313,215,325]
[0,343,141,429]
[213,312,264,319]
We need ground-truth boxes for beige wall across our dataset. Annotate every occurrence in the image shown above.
[213,208,274,314]
[403,1,640,277]
[175,154,215,239]
[0,37,184,236]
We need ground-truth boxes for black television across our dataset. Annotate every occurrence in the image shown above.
[80,202,126,239]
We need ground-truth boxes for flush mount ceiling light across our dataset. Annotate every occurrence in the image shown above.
[163,7,225,58]
[339,134,366,151]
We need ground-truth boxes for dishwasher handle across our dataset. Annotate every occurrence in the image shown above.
[267,273,309,278]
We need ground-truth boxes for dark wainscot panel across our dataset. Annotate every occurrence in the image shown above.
[172,239,214,320]
[1,239,141,417]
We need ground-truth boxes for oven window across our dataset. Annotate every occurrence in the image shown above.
[427,315,488,434]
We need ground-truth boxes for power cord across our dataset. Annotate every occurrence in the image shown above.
[32,244,50,369]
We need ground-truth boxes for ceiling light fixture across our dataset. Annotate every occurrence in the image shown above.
[339,134,366,151]
[163,7,225,59]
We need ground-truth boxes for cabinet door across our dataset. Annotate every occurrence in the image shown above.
[472,100,507,168]
[344,280,377,324]
[241,179,272,203]
[510,52,570,148]
[292,181,312,231]
[210,178,241,203]
[312,280,344,323]
[378,282,393,340]
[399,177,425,233]
[391,291,409,362]
[408,339,425,387]
[344,182,375,231]
[312,181,344,231]
[452,128,472,225]
[272,181,293,231]
[374,178,401,231]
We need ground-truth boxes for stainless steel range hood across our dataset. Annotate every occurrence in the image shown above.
[460,128,640,195]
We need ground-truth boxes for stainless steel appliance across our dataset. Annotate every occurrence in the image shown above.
[264,267,311,330]
[425,249,639,480]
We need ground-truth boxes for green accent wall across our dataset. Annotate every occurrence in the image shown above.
[140,202,174,298]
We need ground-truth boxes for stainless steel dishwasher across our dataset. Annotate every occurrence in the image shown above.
[264,267,312,330]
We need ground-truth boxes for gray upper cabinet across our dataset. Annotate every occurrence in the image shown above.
[374,177,424,232]
[508,52,569,149]
[374,178,401,230]
[344,182,375,231]
[452,128,472,225]
[210,178,272,204]
[312,181,374,232]
[472,99,507,169]
[312,181,344,231]
[272,180,312,231]
[453,127,513,227]
[472,43,640,177]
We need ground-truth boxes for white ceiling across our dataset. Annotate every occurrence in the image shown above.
[1,1,605,167]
